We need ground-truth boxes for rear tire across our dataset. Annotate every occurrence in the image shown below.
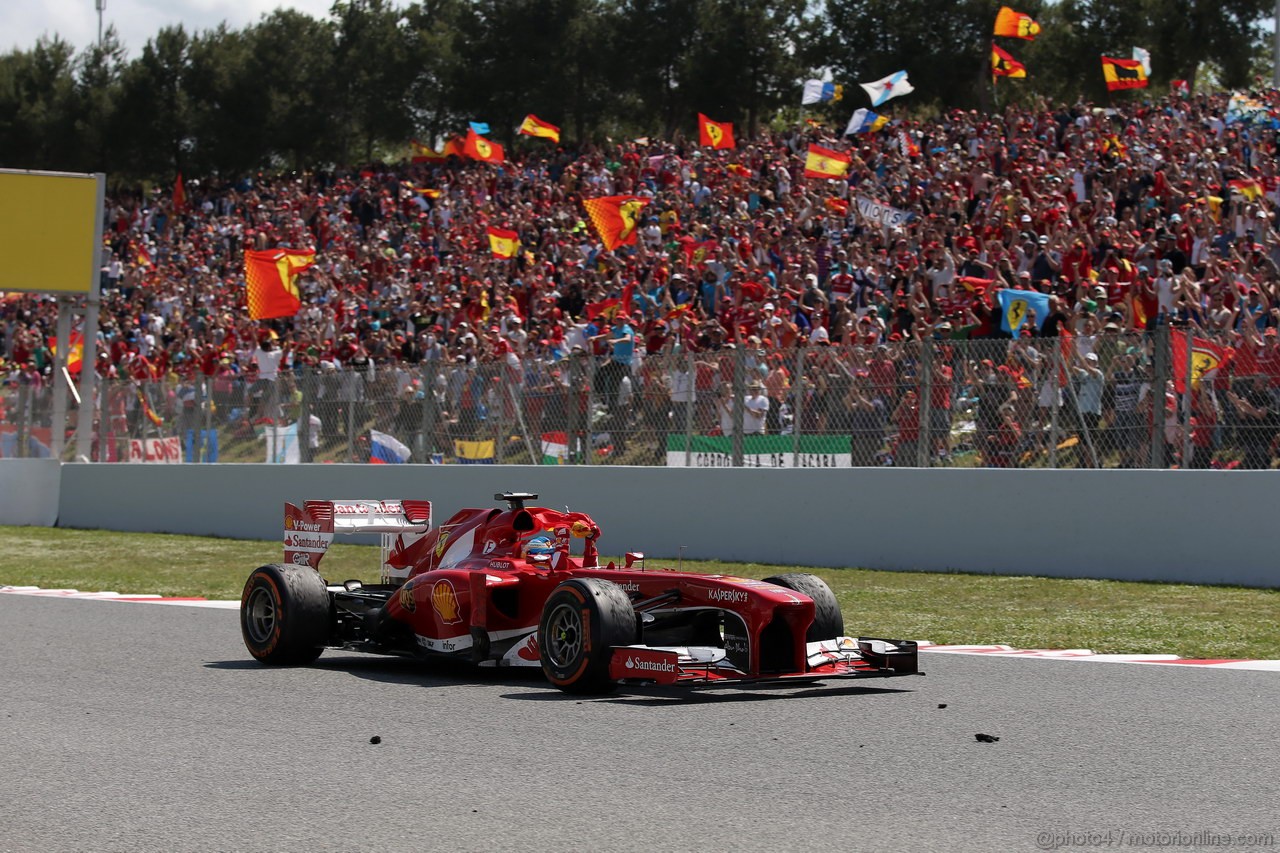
[539,578,637,694]
[762,573,844,642]
[241,563,331,665]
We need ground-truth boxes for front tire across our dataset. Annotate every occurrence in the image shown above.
[763,572,844,642]
[539,578,637,694]
[241,563,331,665]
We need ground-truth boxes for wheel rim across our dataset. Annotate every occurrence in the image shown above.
[545,602,583,668]
[245,586,277,644]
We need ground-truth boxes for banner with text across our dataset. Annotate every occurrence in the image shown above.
[127,437,182,463]
[666,435,850,467]
[855,196,912,229]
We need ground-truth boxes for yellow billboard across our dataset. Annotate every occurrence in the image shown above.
[0,169,104,296]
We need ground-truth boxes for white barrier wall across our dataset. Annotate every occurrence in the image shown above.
[0,460,61,527]
[53,464,1279,588]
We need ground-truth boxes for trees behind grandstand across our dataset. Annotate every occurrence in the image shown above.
[0,0,1271,181]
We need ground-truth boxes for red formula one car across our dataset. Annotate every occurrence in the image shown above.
[241,492,920,693]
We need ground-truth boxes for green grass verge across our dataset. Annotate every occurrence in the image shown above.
[1,526,1276,660]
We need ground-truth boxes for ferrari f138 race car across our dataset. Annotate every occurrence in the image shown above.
[241,492,920,693]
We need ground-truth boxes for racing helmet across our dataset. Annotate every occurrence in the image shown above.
[522,534,555,563]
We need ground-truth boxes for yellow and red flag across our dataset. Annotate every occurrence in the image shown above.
[410,140,447,163]
[136,245,152,267]
[51,331,84,374]
[244,248,315,320]
[137,388,163,427]
[487,227,520,259]
[172,172,186,212]
[991,43,1027,79]
[1228,179,1264,201]
[582,195,650,251]
[698,113,735,150]
[518,114,561,143]
[1171,331,1233,393]
[1101,57,1148,91]
[804,145,851,180]
[993,6,1040,40]
[464,129,505,164]
[442,136,467,159]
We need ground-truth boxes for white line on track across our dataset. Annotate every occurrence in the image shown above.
[4,586,1276,669]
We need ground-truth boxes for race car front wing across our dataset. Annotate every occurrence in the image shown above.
[608,637,921,688]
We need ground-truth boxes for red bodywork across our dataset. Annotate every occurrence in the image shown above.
[287,498,919,686]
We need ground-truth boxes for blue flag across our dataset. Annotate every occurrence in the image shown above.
[469,121,491,135]
[845,108,888,135]
[997,289,1051,336]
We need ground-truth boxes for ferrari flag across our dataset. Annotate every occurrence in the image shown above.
[245,248,315,320]
[1171,331,1232,393]
[463,129,505,164]
[993,6,1040,40]
[698,113,736,150]
[997,288,1051,336]
[991,43,1027,79]
[487,227,520,259]
[1101,57,1148,91]
[582,195,650,251]
[518,114,561,143]
[804,145,851,180]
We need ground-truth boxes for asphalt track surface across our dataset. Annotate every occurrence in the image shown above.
[2,596,1277,853]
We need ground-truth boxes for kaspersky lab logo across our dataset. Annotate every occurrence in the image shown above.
[624,656,676,673]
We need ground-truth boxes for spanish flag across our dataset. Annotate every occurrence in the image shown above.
[991,43,1027,79]
[1101,57,1148,91]
[1228,179,1264,201]
[244,248,315,320]
[582,195,650,251]
[442,136,467,159]
[698,113,735,150]
[804,145,851,180]
[410,139,447,162]
[51,331,84,375]
[487,226,520,259]
[518,114,561,143]
[993,6,1039,40]
[464,129,505,164]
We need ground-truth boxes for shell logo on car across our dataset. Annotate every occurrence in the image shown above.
[431,579,461,624]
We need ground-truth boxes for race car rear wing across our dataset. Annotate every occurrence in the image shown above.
[284,500,432,581]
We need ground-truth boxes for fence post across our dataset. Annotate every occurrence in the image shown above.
[98,374,111,462]
[16,380,30,459]
[585,356,597,465]
[192,376,206,463]
[792,344,805,467]
[683,347,694,467]
[917,343,933,468]
[421,358,438,463]
[1181,328,1194,468]
[1150,323,1169,469]
[1049,340,1061,468]
[298,368,313,464]
[732,345,745,467]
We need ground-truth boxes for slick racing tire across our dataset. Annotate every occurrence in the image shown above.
[241,563,331,665]
[539,578,637,694]
[763,573,844,642]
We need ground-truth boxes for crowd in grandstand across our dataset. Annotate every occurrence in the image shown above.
[4,88,1280,467]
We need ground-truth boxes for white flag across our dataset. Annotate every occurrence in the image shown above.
[859,71,914,108]
[1132,46,1151,76]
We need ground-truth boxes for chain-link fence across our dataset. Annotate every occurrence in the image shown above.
[2,328,1274,469]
